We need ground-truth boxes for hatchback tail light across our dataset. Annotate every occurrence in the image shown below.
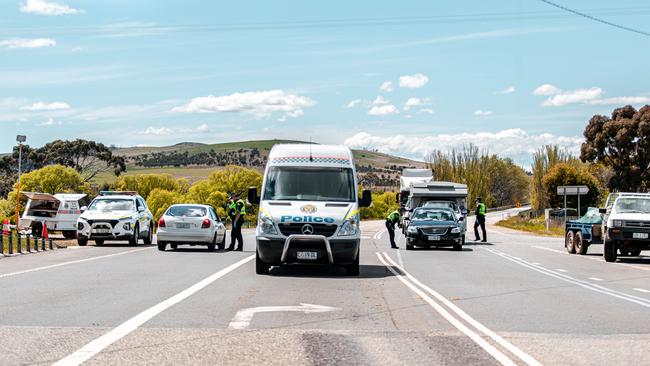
[202,219,211,229]
[158,218,166,228]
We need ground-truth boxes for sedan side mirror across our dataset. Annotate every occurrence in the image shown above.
[358,190,372,207]
[598,208,607,214]
[459,216,465,221]
[248,187,260,205]
[138,206,145,212]
[461,209,468,215]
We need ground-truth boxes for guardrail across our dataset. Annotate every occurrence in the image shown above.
[1,230,56,257]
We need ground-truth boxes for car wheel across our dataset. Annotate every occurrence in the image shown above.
[453,242,462,251]
[207,234,216,252]
[143,223,153,245]
[565,231,576,254]
[218,232,226,250]
[575,232,587,255]
[128,225,139,246]
[62,231,77,239]
[77,238,88,246]
[256,249,270,275]
[157,242,166,251]
[95,239,104,246]
[171,244,178,250]
[604,239,618,262]
[345,253,360,276]
[630,249,642,256]
[406,243,413,250]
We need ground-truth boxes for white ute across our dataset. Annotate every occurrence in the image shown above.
[600,192,650,262]
[248,144,372,276]
[20,192,87,239]
[76,191,154,246]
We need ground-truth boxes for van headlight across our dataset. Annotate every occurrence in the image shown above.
[407,226,418,234]
[450,227,461,234]
[338,215,359,236]
[258,212,277,235]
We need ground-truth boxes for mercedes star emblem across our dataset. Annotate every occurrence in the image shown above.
[301,224,314,235]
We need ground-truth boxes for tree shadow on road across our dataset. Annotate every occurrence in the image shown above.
[268,264,396,279]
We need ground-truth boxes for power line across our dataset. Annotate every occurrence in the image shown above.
[539,0,650,37]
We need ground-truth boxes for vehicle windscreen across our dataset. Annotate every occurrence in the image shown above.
[166,206,207,217]
[614,198,650,214]
[88,199,134,212]
[423,201,457,210]
[412,209,455,221]
[263,166,355,202]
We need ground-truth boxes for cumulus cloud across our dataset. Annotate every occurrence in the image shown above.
[404,97,431,110]
[21,101,70,111]
[533,84,562,96]
[172,90,315,119]
[534,84,650,107]
[474,109,493,116]
[380,81,394,92]
[368,104,399,116]
[346,99,362,108]
[0,38,56,49]
[144,124,209,136]
[144,126,173,136]
[343,129,583,167]
[20,0,83,15]
[588,96,650,105]
[372,96,390,105]
[37,118,62,126]
[399,73,429,88]
[419,108,434,114]
[495,86,515,94]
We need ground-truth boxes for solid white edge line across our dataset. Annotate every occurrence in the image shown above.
[0,247,153,279]
[533,245,650,272]
[633,288,650,293]
[375,252,519,366]
[53,255,255,366]
[380,252,542,366]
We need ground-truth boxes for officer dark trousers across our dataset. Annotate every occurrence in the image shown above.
[229,217,244,251]
[386,221,396,247]
[474,215,486,242]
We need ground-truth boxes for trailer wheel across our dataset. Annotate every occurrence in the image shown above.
[62,231,77,239]
[575,232,588,255]
[604,239,618,262]
[565,231,576,254]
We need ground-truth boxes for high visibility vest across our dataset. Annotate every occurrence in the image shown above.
[229,199,246,215]
[478,203,486,215]
[387,211,400,223]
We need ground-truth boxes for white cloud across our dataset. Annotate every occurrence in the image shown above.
[21,101,70,111]
[343,128,583,167]
[587,96,650,105]
[542,87,603,107]
[474,109,493,116]
[37,118,62,126]
[399,73,429,89]
[20,0,83,15]
[404,97,431,110]
[380,81,394,92]
[195,123,209,133]
[368,104,399,116]
[419,108,434,114]
[372,96,390,105]
[533,84,562,96]
[145,124,210,136]
[346,99,362,108]
[0,38,56,49]
[143,126,173,136]
[495,86,516,94]
[172,90,315,119]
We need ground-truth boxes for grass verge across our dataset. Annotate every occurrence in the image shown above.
[496,215,564,237]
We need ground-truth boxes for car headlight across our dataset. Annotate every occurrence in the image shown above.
[407,226,418,234]
[258,212,277,235]
[612,220,623,228]
[77,220,85,230]
[123,222,131,231]
[338,215,359,236]
[450,227,461,234]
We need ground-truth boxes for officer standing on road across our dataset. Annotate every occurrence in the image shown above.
[474,197,487,242]
[226,192,246,251]
[386,209,402,249]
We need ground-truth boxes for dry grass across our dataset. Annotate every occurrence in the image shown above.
[496,215,564,237]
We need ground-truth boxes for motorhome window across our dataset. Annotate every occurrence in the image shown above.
[166,205,207,217]
[263,166,355,202]
[412,208,455,221]
[614,198,650,214]
[88,199,134,212]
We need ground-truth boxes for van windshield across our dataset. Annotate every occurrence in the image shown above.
[263,166,355,202]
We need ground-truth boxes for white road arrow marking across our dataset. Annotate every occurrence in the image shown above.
[228,303,341,330]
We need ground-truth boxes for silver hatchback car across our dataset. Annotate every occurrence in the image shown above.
[156,204,227,251]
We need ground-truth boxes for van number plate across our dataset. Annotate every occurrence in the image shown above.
[297,251,318,260]
[428,235,441,241]
[633,232,648,239]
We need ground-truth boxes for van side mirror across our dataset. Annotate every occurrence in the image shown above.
[359,190,372,207]
[598,208,607,214]
[461,209,468,215]
[248,187,260,205]
[80,206,87,212]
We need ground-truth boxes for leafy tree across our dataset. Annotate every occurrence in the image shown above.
[361,191,398,219]
[542,163,601,212]
[39,139,126,182]
[531,145,571,211]
[146,188,187,221]
[581,105,650,191]
[207,165,263,197]
[113,174,183,200]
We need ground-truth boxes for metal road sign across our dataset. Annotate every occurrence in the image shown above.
[557,185,589,196]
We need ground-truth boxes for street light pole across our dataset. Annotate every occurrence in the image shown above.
[15,135,26,229]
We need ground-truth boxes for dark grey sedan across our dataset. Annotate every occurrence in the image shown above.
[405,207,464,251]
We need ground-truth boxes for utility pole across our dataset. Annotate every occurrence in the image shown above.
[15,135,26,229]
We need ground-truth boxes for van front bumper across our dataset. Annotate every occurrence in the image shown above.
[257,235,359,265]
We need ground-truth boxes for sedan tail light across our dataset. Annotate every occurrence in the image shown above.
[202,219,211,229]
[158,218,166,228]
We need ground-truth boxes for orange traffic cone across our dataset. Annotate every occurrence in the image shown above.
[2,219,9,237]
[42,222,49,240]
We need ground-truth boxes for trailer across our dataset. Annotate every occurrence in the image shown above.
[398,168,433,209]
[403,181,469,235]
[564,207,603,255]
[20,192,87,238]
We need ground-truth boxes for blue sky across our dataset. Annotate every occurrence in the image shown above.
[2,0,650,167]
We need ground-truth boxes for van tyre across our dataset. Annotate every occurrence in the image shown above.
[143,223,153,245]
[604,239,618,262]
[565,231,576,254]
[128,225,139,246]
[78,238,88,246]
[256,250,270,275]
[575,231,587,255]
[171,244,178,250]
[95,239,104,246]
[630,249,642,256]
[345,254,360,276]
[157,242,166,251]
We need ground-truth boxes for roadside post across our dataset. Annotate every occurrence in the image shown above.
[17,232,22,254]
[26,233,31,253]
[557,185,589,226]
[8,230,14,255]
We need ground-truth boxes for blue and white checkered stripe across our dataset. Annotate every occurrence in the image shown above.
[270,157,351,166]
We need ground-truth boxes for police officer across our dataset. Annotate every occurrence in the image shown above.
[474,197,487,242]
[226,193,246,251]
[386,210,402,249]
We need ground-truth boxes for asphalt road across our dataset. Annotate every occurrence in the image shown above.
[0,209,649,366]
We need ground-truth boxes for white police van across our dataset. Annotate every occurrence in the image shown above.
[248,144,372,275]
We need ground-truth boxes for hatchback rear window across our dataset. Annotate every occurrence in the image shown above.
[166,206,207,217]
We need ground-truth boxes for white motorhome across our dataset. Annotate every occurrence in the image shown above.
[20,192,87,238]
[399,168,433,209]
[248,144,371,276]
[403,181,469,240]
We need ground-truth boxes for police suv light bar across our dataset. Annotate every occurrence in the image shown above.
[99,191,138,196]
